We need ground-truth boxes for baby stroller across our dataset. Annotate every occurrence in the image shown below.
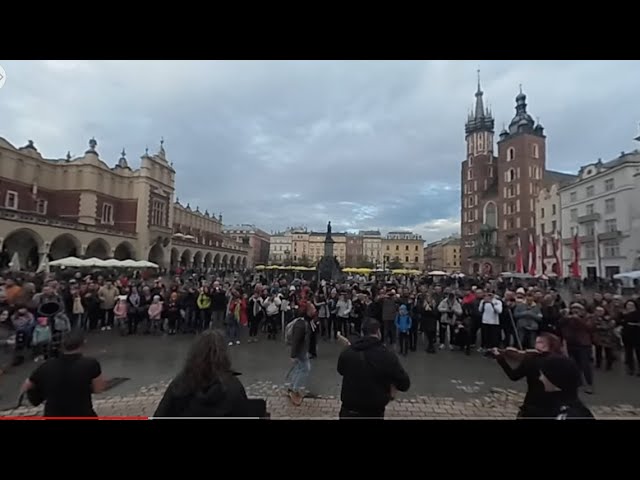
[451,319,471,355]
[37,302,70,358]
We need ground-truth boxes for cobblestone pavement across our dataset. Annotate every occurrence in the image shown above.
[2,380,639,419]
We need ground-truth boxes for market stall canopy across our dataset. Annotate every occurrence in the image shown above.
[427,270,447,276]
[49,256,86,268]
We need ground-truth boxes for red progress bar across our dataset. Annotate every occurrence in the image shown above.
[0,416,149,420]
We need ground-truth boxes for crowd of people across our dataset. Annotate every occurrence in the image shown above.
[3,267,640,419]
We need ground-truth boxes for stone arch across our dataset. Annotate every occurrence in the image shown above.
[193,251,203,269]
[86,238,111,259]
[180,249,192,268]
[236,257,242,269]
[213,253,221,268]
[242,257,247,269]
[2,228,43,270]
[483,201,497,228]
[148,243,164,266]
[204,252,213,269]
[170,248,180,268]
[221,254,228,268]
[229,255,235,269]
[472,262,480,274]
[114,241,136,260]
[49,233,81,260]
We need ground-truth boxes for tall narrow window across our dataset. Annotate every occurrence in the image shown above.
[101,203,114,224]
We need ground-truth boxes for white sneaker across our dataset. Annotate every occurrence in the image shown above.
[228,341,233,346]
[448,345,454,351]
[107,326,112,331]
[101,326,106,331]
[439,344,445,350]
[236,340,240,345]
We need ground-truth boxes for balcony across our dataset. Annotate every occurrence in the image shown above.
[577,213,600,223]
[598,230,623,241]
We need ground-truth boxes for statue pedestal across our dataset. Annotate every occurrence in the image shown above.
[317,255,341,282]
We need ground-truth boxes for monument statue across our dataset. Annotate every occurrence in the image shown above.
[318,220,341,281]
[326,221,332,238]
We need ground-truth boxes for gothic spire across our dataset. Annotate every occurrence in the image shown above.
[474,69,485,119]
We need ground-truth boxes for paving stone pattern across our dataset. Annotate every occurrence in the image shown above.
[2,379,640,419]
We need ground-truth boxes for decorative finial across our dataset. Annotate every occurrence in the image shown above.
[160,136,164,148]
[66,151,71,161]
[186,203,191,210]
[145,146,149,155]
[477,68,481,91]
[121,148,126,158]
[205,209,209,217]
[519,84,523,94]
[89,137,97,150]
[176,196,180,203]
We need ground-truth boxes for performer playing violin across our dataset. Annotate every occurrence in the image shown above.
[490,332,564,418]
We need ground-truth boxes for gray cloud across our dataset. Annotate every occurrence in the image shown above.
[1,60,638,242]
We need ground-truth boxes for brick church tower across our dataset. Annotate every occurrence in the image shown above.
[496,87,546,272]
[460,72,501,275]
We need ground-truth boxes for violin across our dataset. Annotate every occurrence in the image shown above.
[493,347,540,361]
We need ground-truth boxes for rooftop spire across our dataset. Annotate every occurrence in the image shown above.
[465,69,494,135]
[474,69,485,119]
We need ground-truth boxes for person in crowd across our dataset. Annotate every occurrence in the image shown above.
[592,305,617,371]
[395,304,412,356]
[210,281,228,330]
[11,306,35,366]
[31,316,52,362]
[538,354,595,419]
[196,286,212,333]
[479,291,503,352]
[560,302,595,394]
[314,291,330,341]
[540,294,562,338]
[336,291,352,338]
[148,295,163,335]
[620,299,640,376]
[421,292,438,354]
[337,319,410,419]
[153,329,257,417]
[165,292,181,335]
[21,329,106,417]
[438,291,463,350]
[351,293,365,339]
[226,290,242,346]
[327,289,339,340]
[114,296,129,335]
[263,289,281,340]
[514,292,542,349]
[492,332,563,418]
[126,285,142,335]
[97,280,118,331]
[247,288,264,343]
[499,291,517,348]
[71,289,84,330]
[183,286,198,333]
[285,302,312,406]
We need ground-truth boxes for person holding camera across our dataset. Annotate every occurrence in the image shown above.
[437,291,462,350]
[479,291,503,351]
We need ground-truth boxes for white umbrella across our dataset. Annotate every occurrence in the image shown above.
[9,252,20,272]
[119,259,139,268]
[49,256,86,268]
[135,260,159,269]
[81,257,108,268]
[428,270,447,276]
[101,258,123,268]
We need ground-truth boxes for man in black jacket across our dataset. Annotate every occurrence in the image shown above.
[538,354,595,419]
[285,305,311,406]
[337,319,410,419]
[210,281,227,330]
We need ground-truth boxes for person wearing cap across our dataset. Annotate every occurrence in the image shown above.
[514,292,543,350]
[538,354,594,419]
[560,303,595,394]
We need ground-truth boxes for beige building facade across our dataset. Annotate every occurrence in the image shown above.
[535,184,562,275]
[267,228,346,266]
[360,230,382,267]
[0,135,248,271]
[424,235,460,272]
[224,224,271,267]
[382,232,424,269]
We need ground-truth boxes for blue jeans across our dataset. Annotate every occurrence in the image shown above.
[226,319,239,342]
[285,354,311,393]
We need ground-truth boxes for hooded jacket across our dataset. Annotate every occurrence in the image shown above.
[337,335,410,414]
[153,372,252,417]
[394,305,412,333]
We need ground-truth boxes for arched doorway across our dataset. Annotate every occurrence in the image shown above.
[2,228,43,270]
[221,254,228,269]
[170,248,180,268]
[114,241,135,260]
[242,257,247,269]
[204,252,212,269]
[213,253,221,268]
[49,233,81,260]
[86,238,110,259]
[236,257,242,269]
[193,251,203,269]
[229,256,235,270]
[180,249,192,268]
[472,262,480,274]
[483,201,497,228]
[148,243,164,267]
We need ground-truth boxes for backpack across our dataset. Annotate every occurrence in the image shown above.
[285,317,305,346]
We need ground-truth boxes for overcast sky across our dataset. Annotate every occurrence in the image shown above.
[1,60,638,242]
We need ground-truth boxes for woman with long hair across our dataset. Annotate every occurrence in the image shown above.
[153,330,253,417]
[491,332,564,418]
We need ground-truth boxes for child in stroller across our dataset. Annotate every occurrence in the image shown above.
[452,316,471,355]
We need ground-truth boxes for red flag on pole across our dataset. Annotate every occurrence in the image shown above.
[528,233,537,276]
[515,236,524,273]
[553,230,562,276]
[571,233,581,278]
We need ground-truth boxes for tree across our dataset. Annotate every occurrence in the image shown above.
[356,256,375,269]
[296,254,313,267]
[388,256,404,269]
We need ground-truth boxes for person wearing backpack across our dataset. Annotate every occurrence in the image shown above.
[284,303,312,406]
